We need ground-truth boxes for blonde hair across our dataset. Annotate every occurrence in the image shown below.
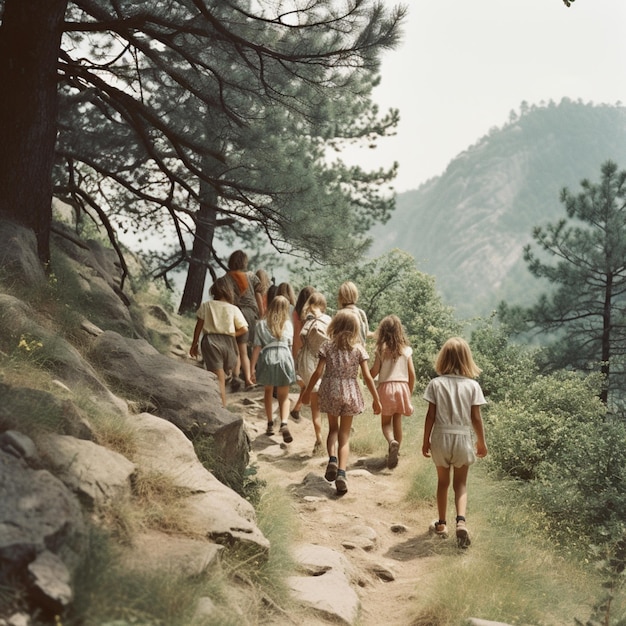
[435,337,481,378]
[302,291,327,318]
[266,295,290,339]
[328,309,361,351]
[337,281,359,308]
[375,315,409,361]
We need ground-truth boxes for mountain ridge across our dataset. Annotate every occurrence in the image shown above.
[370,99,626,317]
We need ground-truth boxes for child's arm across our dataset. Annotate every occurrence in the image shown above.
[471,405,488,457]
[422,402,436,457]
[407,357,416,395]
[360,361,381,415]
[190,317,203,358]
[302,358,325,405]
[249,345,261,384]
[369,353,381,379]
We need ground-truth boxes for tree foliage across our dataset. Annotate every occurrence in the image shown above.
[499,161,626,407]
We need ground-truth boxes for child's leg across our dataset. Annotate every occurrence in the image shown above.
[327,414,339,458]
[452,464,469,519]
[263,386,274,428]
[381,414,394,443]
[435,465,451,523]
[336,415,354,471]
[209,368,227,407]
[311,392,322,445]
[392,413,403,446]
[276,385,293,442]
[239,342,253,386]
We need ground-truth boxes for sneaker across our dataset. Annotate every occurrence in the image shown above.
[280,423,293,443]
[312,440,323,456]
[324,459,338,482]
[429,520,448,538]
[456,520,471,548]
[290,409,301,422]
[335,473,348,494]
[387,440,400,469]
[266,423,275,436]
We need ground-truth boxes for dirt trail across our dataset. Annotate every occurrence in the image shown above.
[231,389,453,626]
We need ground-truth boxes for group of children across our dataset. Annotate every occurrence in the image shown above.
[190,250,488,547]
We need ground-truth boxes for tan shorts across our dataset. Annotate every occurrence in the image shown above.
[201,334,238,372]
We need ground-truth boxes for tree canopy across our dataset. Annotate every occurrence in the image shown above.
[0,0,406,308]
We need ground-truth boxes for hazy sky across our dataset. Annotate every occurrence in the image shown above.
[352,0,626,193]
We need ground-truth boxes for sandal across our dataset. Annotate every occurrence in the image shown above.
[429,520,448,538]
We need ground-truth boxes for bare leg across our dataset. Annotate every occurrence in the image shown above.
[263,385,274,427]
[327,414,339,459]
[452,464,470,519]
[238,342,254,386]
[435,465,451,523]
[381,414,394,443]
[311,392,322,444]
[276,385,291,425]
[392,413,403,446]
[210,368,227,407]
[337,415,354,471]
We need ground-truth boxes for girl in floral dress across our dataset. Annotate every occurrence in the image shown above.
[302,309,381,495]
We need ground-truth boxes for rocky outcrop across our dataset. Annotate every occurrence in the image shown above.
[0,219,46,289]
[90,331,249,485]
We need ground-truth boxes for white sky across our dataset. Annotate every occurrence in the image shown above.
[351,0,626,193]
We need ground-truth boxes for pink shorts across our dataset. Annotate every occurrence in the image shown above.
[377,381,413,416]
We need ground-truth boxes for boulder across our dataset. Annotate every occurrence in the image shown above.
[126,412,268,556]
[287,544,360,625]
[0,295,127,416]
[39,435,136,509]
[0,219,45,288]
[0,447,85,605]
[91,331,249,486]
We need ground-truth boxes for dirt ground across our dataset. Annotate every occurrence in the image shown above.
[230,389,464,626]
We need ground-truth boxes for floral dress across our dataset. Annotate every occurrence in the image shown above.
[318,341,369,416]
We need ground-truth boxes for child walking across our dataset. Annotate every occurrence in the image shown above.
[250,295,297,443]
[422,337,488,547]
[189,277,248,407]
[302,309,381,495]
[369,315,416,469]
[291,291,332,454]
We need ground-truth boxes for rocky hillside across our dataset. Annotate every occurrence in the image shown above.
[369,99,626,317]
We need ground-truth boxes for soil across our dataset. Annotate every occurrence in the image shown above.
[229,388,459,626]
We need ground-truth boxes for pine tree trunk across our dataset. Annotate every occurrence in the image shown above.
[178,184,218,314]
[0,0,67,264]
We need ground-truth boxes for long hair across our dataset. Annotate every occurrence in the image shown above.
[337,281,359,308]
[375,315,409,361]
[276,282,296,306]
[294,285,316,318]
[255,269,271,295]
[302,291,327,318]
[328,309,360,351]
[209,276,235,304]
[435,337,481,378]
[228,249,248,271]
[266,295,290,340]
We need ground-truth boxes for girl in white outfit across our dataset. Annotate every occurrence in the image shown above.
[422,337,488,548]
[370,315,416,469]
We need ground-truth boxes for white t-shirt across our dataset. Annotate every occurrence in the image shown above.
[423,375,486,431]
[196,300,247,336]
[376,346,413,384]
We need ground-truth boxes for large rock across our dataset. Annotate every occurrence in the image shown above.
[287,544,360,625]
[0,446,85,613]
[127,412,268,556]
[39,435,136,509]
[0,219,46,288]
[91,331,249,486]
[0,295,127,416]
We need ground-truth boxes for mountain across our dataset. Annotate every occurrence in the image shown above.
[369,99,626,318]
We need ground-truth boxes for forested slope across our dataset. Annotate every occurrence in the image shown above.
[369,99,626,317]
